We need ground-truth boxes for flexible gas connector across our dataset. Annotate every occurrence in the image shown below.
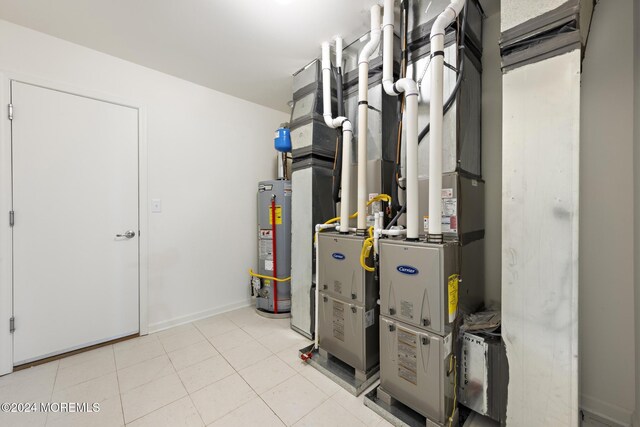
[316,194,392,244]
[319,194,392,231]
[248,268,291,282]
[359,227,376,272]
[368,194,391,205]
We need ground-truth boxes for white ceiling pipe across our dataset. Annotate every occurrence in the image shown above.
[322,39,352,233]
[336,36,343,71]
[428,0,465,239]
[356,5,381,231]
[382,0,420,240]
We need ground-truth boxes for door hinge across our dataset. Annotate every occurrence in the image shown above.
[8,104,13,120]
[9,317,14,333]
[9,211,14,227]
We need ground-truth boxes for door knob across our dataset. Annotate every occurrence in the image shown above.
[116,230,136,239]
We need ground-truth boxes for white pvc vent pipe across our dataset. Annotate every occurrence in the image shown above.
[322,38,352,233]
[428,0,465,238]
[382,0,420,240]
[356,5,382,231]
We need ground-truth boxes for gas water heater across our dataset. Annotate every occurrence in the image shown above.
[254,180,292,317]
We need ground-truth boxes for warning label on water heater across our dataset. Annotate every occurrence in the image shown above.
[269,205,282,225]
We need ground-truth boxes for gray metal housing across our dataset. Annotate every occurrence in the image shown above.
[402,30,483,178]
[290,60,337,160]
[318,293,380,374]
[402,172,485,242]
[256,180,292,313]
[317,232,379,374]
[378,316,454,424]
[459,333,508,423]
[378,240,467,336]
[317,233,377,307]
[290,159,335,338]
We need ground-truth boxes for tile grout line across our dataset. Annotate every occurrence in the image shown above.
[166,339,207,427]
[220,313,328,426]
[203,318,291,426]
[230,355,288,427]
[121,323,227,423]
[185,322,244,425]
[118,335,179,425]
[290,375,334,425]
[44,359,61,426]
[112,345,126,426]
[123,321,230,426]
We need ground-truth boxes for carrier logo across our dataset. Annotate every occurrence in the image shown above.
[332,253,346,260]
[397,265,419,275]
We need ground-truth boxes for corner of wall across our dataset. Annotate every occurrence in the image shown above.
[634,0,640,419]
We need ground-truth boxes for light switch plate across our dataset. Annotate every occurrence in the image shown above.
[151,199,162,213]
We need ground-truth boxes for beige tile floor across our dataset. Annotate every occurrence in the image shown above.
[0,306,393,427]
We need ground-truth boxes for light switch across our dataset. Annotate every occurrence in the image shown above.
[151,199,162,213]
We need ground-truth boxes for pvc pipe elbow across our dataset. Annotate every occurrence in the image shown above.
[358,5,381,64]
[431,0,465,38]
[323,114,335,129]
[395,78,419,97]
[340,119,352,132]
[358,30,381,64]
[382,80,396,96]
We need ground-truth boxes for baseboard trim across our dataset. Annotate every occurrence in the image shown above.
[148,299,252,334]
[581,394,634,427]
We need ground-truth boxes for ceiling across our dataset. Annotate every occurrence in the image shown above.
[0,0,498,113]
[0,0,384,112]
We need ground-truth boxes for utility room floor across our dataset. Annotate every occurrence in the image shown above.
[0,306,392,426]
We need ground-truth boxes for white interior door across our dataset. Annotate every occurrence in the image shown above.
[11,81,140,365]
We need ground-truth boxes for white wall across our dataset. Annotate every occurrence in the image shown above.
[0,19,289,333]
[481,7,502,307]
[635,0,640,421]
[580,0,636,424]
[635,1,640,424]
